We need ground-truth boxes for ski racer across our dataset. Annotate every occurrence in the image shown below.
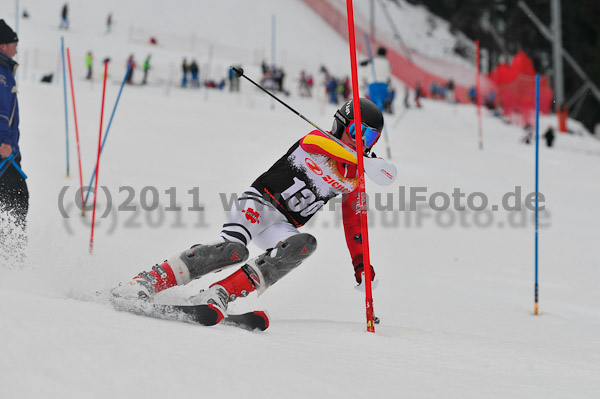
[113,98,383,324]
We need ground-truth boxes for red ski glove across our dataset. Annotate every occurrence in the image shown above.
[354,263,375,284]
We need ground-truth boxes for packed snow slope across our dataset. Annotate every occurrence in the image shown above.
[2,1,600,398]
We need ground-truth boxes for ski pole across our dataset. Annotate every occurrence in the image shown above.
[392,106,410,128]
[0,153,28,179]
[0,153,13,171]
[232,67,328,135]
[232,66,397,186]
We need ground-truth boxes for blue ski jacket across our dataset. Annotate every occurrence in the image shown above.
[0,51,20,156]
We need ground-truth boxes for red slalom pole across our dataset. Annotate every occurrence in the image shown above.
[345,0,375,333]
[90,61,109,254]
[66,48,86,216]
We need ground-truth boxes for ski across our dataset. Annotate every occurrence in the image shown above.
[111,299,269,331]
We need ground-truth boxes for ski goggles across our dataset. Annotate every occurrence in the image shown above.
[347,122,381,148]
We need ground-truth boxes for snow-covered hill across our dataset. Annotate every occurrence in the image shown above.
[2,1,600,398]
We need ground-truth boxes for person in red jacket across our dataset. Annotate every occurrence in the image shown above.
[113,98,383,324]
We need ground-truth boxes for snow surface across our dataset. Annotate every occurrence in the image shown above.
[2,1,600,398]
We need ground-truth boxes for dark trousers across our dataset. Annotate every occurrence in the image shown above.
[0,158,29,263]
[0,158,29,228]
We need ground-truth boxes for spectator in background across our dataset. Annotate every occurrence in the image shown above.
[261,60,269,75]
[544,126,555,147]
[0,20,29,262]
[190,59,200,88]
[106,13,113,33]
[415,81,424,108]
[384,84,396,114]
[484,91,497,110]
[437,84,446,100]
[229,65,241,92]
[468,86,477,103]
[445,79,456,103]
[142,54,151,85]
[430,81,439,99]
[299,71,312,97]
[85,51,93,80]
[403,84,411,109]
[360,46,391,113]
[521,124,533,144]
[274,67,286,94]
[125,54,136,84]
[181,58,190,87]
[59,3,69,30]
[342,76,350,101]
[327,76,338,104]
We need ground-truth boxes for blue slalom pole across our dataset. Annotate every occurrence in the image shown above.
[534,75,540,315]
[61,37,70,177]
[83,60,132,209]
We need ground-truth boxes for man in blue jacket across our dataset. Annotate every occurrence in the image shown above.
[0,20,29,237]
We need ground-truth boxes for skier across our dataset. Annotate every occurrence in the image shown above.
[189,59,199,88]
[85,51,93,80]
[113,98,383,324]
[106,13,112,34]
[125,54,136,84]
[59,3,69,30]
[543,126,555,148]
[142,54,151,85]
[181,58,190,87]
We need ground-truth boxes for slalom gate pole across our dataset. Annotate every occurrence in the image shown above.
[346,0,375,333]
[66,48,86,216]
[364,33,392,159]
[534,75,540,315]
[83,59,132,209]
[61,37,70,177]
[89,61,109,254]
[476,40,483,150]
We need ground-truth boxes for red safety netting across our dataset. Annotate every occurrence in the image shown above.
[488,51,553,125]
[301,0,484,102]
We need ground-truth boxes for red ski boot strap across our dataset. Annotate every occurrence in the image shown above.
[212,267,256,301]
[135,262,178,294]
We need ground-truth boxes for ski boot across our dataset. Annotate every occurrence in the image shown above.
[189,233,318,323]
[111,240,249,300]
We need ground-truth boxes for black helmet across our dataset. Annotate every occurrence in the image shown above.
[331,98,384,149]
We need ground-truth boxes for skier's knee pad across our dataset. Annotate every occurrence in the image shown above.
[168,240,249,283]
[242,233,317,295]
